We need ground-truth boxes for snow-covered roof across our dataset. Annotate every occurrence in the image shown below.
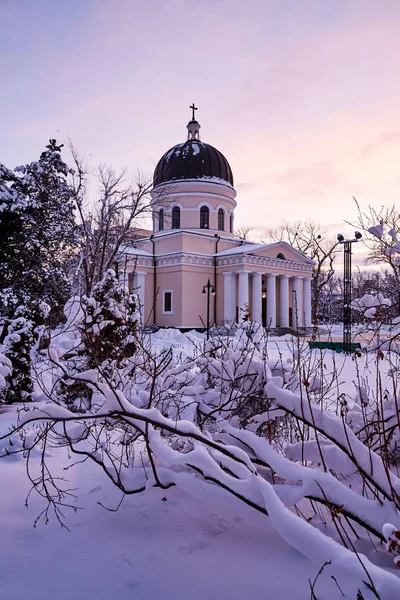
[120,246,153,257]
[215,243,265,257]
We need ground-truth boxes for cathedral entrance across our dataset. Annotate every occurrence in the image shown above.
[262,294,267,326]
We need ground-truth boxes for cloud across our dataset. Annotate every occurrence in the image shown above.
[358,131,400,157]
[235,181,258,191]
[274,160,341,195]
[2,0,400,246]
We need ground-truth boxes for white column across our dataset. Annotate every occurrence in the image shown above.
[133,271,146,325]
[238,271,249,323]
[292,276,303,329]
[252,272,262,323]
[120,265,129,289]
[303,277,312,327]
[279,275,290,328]
[266,273,276,329]
[223,272,236,324]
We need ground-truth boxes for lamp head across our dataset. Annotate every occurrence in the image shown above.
[355,231,362,240]
[337,233,344,243]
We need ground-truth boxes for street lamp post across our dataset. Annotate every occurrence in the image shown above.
[337,231,362,352]
[202,279,216,340]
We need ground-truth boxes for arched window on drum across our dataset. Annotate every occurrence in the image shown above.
[158,209,164,231]
[172,206,180,229]
[200,206,210,229]
[218,208,225,231]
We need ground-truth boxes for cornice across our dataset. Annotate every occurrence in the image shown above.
[216,254,313,273]
[123,249,313,274]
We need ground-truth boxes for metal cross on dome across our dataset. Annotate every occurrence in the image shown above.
[190,103,198,120]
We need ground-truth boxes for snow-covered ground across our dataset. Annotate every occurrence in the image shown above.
[1,328,400,600]
[0,435,330,600]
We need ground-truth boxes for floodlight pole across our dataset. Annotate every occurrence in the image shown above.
[337,232,362,352]
[343,241,352,352]
[202,279,215,340]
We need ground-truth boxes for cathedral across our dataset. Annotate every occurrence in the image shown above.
[121,108,314,330]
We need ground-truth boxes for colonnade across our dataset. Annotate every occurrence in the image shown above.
[223,271,312,328]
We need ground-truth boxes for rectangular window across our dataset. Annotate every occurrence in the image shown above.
[163,290,173,314]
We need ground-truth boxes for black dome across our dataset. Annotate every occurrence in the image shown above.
[153,139,234,187]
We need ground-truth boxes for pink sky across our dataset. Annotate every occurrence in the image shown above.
[1,0,400,250]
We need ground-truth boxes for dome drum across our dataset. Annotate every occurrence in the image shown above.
[151,179,237,205]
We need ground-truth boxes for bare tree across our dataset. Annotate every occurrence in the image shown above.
[264,220,340,322]
[346,199,400,313]
[235,226,253,241]
[68,146,168,295]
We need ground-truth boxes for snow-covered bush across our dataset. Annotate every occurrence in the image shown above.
[57,270,139,411]
[337,293,400,467]
[383,523,400,568]
[352,293,392,322]
[80,269,138,366]
[2,323,400,597]
[345,348,400,465]
[0,353,11,392]
[0,301,49,403]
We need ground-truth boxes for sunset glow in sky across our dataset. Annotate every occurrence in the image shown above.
[1,0,400,241]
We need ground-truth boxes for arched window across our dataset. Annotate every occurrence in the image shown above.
[159,209,164,231]
[230,213,234,233]
[218,208,225,231]
[200,206,209,229]
[277,252,285,259]
[172,206,180,229]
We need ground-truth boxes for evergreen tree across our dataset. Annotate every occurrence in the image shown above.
[0,140,78,326]
[81,269,138,367]
[1,301,49,403]
[59,270,138,411]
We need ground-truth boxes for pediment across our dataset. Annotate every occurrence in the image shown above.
[249,241,314,264]
[216,241,314,265]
